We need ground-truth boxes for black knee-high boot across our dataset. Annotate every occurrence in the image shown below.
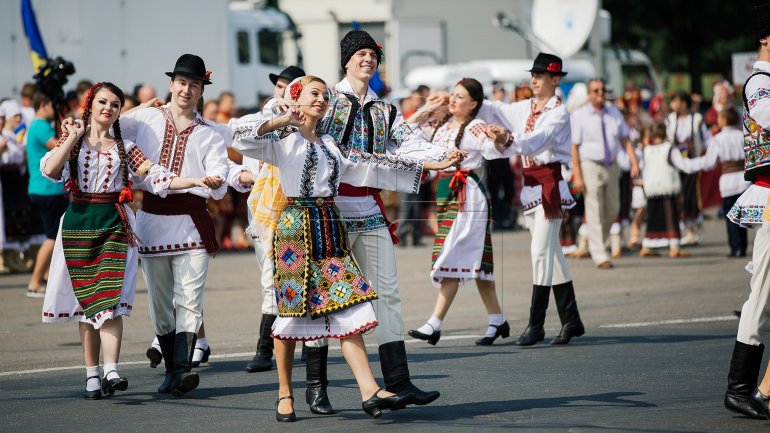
[515,285,550,346]
[379,341,439,406]
[551,281,585,345]
[171,332,200,397]
[305,346,334,415]
[156,332,176,393]
[245,313,276,372]
[725,341,765,419]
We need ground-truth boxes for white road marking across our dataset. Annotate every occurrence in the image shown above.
[600,315,738,328]
[0,335,481,377]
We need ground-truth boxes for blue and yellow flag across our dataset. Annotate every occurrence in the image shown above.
[21,0,48,73]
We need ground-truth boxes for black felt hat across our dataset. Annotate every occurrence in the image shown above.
[165,54,212,85]
[752,0,770,42]
[269,65,306,85]
[340,30,381,70]
[527,53,567,77]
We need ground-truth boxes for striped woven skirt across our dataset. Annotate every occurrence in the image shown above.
[42,201,137,329]
[430,170,494,287]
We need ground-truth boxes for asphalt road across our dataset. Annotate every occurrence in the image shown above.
[1,217,767,432]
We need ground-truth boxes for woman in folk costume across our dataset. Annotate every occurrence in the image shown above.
[40,82,209,400]
[407,78,513,346]
[231,76,459,421]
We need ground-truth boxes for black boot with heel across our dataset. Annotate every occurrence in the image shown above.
[245,313,276,372]
[379,341,440,406]
[305,345,334,415]
[515,285,550,346]
[725,341,765,419]
[551,281,585,345]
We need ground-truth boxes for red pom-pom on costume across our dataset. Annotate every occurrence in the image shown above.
[290,82,303,100]
[118,181,134,203]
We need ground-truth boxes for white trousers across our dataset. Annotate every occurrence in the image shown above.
[581,161,620,265]
[254,239,277,315]
[141,251,209,335]
[308,228,403,347]
[524,205,572,286]
[738,222,770,346]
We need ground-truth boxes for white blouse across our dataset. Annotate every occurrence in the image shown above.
[40,138,174,196]
[231,122,423,197]
[413,118,508,171]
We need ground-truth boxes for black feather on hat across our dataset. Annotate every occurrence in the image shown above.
[340,30,382,71]
[752,0,770,42]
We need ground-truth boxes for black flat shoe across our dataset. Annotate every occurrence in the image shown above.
[514,326,545,346]
[752,388,770,420]
[275,395,297,422]
[146,346,162,368]
[245,352,273,372]
[171,371,199,398]
[361,388,416,418]
[191,346,211,368]
[84,376,102,400]
[408,326,441,345]
[101,376,128,396]
[475,321,510,346]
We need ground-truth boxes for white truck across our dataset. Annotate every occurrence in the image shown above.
[0,0,299,107]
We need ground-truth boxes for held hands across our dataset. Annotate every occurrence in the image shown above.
[61,117,86,141]
[572,173,586,194]
[202,176,225,189]
[238,170,257,187]
[139,97,165,109]
[485,124,510,148]
[424,148,467,171]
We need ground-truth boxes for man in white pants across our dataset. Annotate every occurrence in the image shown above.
[724,6,770,418]
[570,78,639,269]
[121,54,229,397]
[481,53,585,347]
[240,65,306,373]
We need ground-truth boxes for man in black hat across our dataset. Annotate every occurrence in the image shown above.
[482,52,585,347]
[120,53,229,397]
[301,29,445,415]
[723,0,770,419]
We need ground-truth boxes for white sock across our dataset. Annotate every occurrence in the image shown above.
[151,336,160,350]
[417,316,442,334]
[86,366,101,391]
[195,338,208,350]
[485,314,506,338]
[103,362,120,381]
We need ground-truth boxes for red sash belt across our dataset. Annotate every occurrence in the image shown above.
[755,174,770,189]
[522,162,564,220]
[141,193,219,254]
[72,192,141,247]
[338,183,399,245]
[438,169,471,209]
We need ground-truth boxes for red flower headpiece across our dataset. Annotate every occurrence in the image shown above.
[204,70,212,81]
[546,62,562,73]
[85,82,102,108]
[290,81,303,100]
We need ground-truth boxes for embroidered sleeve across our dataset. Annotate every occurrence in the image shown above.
[343,150,424,194]
[231,119,288,167]
[748,88,770,130]
[127,145,152,176]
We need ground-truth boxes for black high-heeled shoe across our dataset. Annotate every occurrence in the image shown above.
[408,325,441,345]
[84,376,102,400]
[475,321,510,346]
[101,371,128,396]
[361,388,416,418]
[751,388,770,420]
[275,395,297,422]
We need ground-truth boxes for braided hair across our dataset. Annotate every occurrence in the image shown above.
[68,82,127,190]
[430,78,485,148]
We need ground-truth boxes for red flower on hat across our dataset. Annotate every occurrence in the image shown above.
[290,82,303,100]
[546,62,561,73]
[204,70,212,80]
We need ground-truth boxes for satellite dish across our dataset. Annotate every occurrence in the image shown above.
[531,0,598,58]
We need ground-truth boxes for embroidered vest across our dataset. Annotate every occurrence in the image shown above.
[742,71,770,180]
[318,91,398,155]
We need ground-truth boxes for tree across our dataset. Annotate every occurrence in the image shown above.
[603,0,754,93]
